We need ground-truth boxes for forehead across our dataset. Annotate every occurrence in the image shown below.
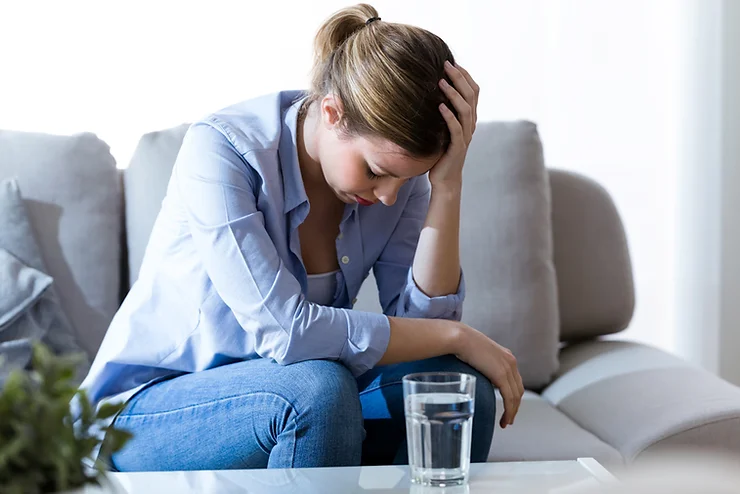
[358,136,439,178]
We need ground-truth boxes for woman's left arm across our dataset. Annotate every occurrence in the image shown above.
[412,62,479,297]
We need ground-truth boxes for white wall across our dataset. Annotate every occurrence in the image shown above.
[670,0,740,384]
[0,0,735,374]
[672,0,724,375]
[719,0,740,385]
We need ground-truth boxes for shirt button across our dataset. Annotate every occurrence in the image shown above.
[341,256,350,265]
[352,298,358,305]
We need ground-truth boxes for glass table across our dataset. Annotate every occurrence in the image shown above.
[86,458,617,493]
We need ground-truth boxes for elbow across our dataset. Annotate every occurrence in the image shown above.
[451,307,463,322]
[252,324,297,367]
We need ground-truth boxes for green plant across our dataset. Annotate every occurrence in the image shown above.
[0,342,132,494]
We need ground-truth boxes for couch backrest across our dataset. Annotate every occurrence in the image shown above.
[0,124,635,363]
[0,130,122,358]
[123,124,190,286]
[549,169,635,341]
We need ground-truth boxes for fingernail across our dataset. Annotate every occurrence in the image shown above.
[440,79,449,88]
[445,60,452,68]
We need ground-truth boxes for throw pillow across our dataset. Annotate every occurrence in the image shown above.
[0,178,89,382]
[0,129,121,358]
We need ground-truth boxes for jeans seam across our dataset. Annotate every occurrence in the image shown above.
[289,417,298,468]
[118,391,296,419]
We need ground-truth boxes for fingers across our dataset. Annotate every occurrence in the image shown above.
[516,364,525,400]
[439,63,475,140]
[500,349,523,428]
[439,103,464,146]
[497,374,516,429]
[438,80,472,143]
[444,62,479,133]
[454,63,480,103]
[455,64,478,130]
[438,89,472,143]
[444,61,477,108]
[506,367,521,426]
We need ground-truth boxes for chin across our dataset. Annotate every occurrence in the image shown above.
[334,190,355,204]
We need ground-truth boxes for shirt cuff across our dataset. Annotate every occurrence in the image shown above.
[399,268,465,321]
[341,310,391,376]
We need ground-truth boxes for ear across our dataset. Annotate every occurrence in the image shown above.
[320,94,344,129]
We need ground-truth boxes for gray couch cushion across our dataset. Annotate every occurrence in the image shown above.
[487,390,623,467]
[549,170,635,341]
[0,178,89,381]
[124,124,190,286]
[458,121,559,390]
[0,130,122,358]
[543,340,740,462]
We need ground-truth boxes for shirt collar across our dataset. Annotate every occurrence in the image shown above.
[279,91,310,215]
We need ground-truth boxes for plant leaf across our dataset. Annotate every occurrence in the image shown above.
[96,402,125,421]
[0,341,135,491]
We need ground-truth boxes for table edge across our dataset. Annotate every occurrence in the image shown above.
[577,457,619,484]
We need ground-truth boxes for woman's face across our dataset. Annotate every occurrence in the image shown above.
[316,97,440,207]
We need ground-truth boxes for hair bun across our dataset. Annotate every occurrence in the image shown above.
[311,4,379,68]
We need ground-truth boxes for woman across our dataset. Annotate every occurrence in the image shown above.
[81,3,524,471]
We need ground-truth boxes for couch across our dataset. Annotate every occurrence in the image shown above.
[2,118,740,472]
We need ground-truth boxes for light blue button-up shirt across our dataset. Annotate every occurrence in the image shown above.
[79,90,465,410]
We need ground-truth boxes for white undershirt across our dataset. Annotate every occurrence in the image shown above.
[305,269,340,306]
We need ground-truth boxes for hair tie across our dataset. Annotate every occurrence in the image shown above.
[365,16,381,26]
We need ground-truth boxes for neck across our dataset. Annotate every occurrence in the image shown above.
[297,101,327,190]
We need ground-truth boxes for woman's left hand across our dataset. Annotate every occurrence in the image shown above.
[428,61,480,190]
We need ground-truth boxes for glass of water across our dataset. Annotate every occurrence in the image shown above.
[403,372,476,487]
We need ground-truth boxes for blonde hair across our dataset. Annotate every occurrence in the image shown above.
[308,3,457,157]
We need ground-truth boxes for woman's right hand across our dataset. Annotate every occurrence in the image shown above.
[454,323,524,429]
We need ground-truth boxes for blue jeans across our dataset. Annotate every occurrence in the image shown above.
[108,355,496,471]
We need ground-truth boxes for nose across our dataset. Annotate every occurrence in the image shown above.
[374,179,405,206]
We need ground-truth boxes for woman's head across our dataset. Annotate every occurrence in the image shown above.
[302,4,457,206]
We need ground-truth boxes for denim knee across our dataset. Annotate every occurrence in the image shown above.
[294,360,364,456]
[473,372,496,424]
[469,366,496,462]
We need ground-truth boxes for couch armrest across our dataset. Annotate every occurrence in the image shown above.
[542,339,740,462]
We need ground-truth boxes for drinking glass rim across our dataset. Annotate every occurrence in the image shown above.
[402,371,476,384]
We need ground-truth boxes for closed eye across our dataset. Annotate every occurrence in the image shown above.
[366,167,382,180]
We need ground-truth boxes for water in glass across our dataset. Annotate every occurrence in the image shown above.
[403,369,476,487]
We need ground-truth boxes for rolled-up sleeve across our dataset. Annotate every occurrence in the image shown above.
[373,175,465,321]
[174,122,390,376]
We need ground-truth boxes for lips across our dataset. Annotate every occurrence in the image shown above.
[355,195,375,206]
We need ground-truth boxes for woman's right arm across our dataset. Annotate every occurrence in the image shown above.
[379,317,461,365]
[382,316,523,428]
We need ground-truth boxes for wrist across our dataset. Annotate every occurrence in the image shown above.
[429,167,463,191]
[448,321,470,357]
[430,179,463,199]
